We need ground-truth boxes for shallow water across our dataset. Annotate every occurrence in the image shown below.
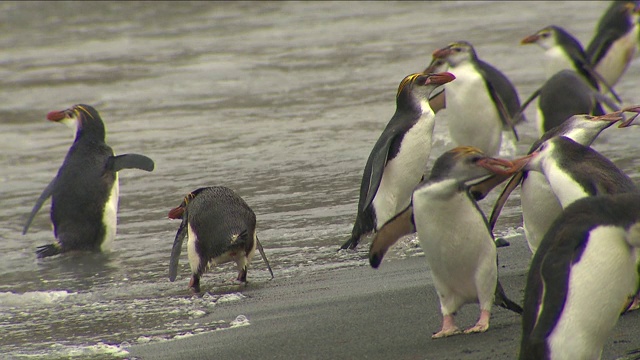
[1,1,640,358]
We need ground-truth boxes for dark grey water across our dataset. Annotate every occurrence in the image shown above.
[2,1,640,358]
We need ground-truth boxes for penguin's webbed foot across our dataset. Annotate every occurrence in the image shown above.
[189,275,201,293]
[236,268,248,283]
[36,243,63,259]
[432,315,461,339]
[464,310,490,334]
[338,237,359,251]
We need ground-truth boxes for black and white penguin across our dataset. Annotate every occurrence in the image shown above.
[168,186,274,293]
[586,1,640,89]
[22,104,155,258]
[339,72,456,250]
[519,193,640,360]
[369,147,523,338]
[489,111,632,253]
[423,41,522,156]
[517,70,616,136]
[521,25,602,90]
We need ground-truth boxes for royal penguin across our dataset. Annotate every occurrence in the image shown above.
[424,41,522,156]
[519,193,640,360]
[489,111,632,253]
[168,186,274,293]
[369,147,523,339]
[517,70,617,136]
[586,1,640,89]
[22,104,155,258]
[521,25,601,89]
[339,72,456,250]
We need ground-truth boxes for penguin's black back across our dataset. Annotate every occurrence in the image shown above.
[186,187,256,260]
[51,139,116,251]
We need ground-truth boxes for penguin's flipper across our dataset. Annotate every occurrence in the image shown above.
[36,242,63,258]
[23,177,56,235]
[582,64,622,104]
[495,279,523,314]
[468,173,513,201]
[428,88,446,113]
[168,218,188,282]
[362,131,402,212]
[107,154,155,172]
[484,78,519,141]
[488,171,524,232]
[369,205,415,268]
[256,236,274,279]
[513,88,542,127]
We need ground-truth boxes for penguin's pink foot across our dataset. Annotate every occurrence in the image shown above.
[464,309,490,334]
[432,315,461,339]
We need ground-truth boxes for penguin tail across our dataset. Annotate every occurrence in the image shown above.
[36,243,63,259]
[495,280,523,315]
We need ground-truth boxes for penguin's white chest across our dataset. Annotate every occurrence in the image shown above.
[521,172,563,254]
[544,46,575,79]
[546,226,638,360]
[444,63,502,155]
[187,224,201,274]
[543,162,589,208]
[100,175,119,252]
[413,183,497,303]
[372,110,435,228]
[594,25,639,88]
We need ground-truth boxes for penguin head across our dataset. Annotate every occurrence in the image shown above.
[427,146,516,184]
[167,187,209,219]
[511,137,562,174]
[521,26,559,50]
[429,41,478,68]
[46,104,106,141]
[559,112,625,144]
[396,72,455,112]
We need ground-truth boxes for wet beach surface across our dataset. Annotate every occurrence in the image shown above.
[1,1,640,359]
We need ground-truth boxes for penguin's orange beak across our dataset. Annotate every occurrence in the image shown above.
[617,105,640,127]
[46,109,74,122]
[509,152,538,172]
[427,71,456,85]
[520,34,539,45]
[432,47,452,59]
[168,206,185,219]
[477,157,517,176]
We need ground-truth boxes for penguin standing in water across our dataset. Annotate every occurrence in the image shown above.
[22,104,155,258]
[489,111,633,253]
[168,186,274,293]
[423,41,522,156]
[586,1,640,89]
[339,72,456,250]
[369,147,523,339]
[519,193,640,360]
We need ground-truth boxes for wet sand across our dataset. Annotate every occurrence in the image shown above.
[126,237,640,360]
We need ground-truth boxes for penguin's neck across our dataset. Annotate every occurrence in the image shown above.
[74,126,106,143]
[415,179,461,201]
[562,126,606,147]
[544,46,574,78]
[541,160,589,208]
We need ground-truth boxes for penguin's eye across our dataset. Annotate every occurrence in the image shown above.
[470,156,482,163]
[452,47,462,53]
[541,32,551,38]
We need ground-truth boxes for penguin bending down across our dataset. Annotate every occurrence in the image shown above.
[521,25,621,103]
[586,1,640,90]
[519,193,640,360]
[339,72,456,250]
[516,70,617,136]
[168,186,274,293]
[22,104,155,258]
[424,41,522,156]
[489,111,631,254]
[369,147,523,339]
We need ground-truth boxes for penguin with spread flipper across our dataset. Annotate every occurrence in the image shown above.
[23,104,155,258]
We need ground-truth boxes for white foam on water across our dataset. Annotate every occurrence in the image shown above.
[0,290,77,307]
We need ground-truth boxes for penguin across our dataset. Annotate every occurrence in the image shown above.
[516,69,617,137]
[168,186,274,293]
[586,1,640,89]
[369,147,523,339]
[519,193,640,360]
[22,104,155,258]
[423,41,522,156]
[521,25,620,101]
[489,111,632,254]
[339,72,456,250]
